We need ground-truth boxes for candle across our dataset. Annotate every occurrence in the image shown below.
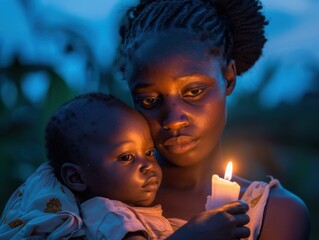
[205,161,240,210]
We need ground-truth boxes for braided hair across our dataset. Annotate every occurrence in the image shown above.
[118,0,267,76]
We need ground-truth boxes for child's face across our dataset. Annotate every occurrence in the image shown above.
[80,103,162,207]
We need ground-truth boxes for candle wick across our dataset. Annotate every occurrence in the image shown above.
[224,175,231,181]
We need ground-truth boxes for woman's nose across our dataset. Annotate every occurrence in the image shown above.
[161,99,190,131]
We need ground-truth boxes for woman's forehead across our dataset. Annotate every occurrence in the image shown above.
[127,30,226,76]
[128,41,223,85]
[133,29,213,59]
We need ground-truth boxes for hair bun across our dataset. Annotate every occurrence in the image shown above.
[211,0,268,75]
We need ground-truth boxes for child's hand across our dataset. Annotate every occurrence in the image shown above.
[168,200,250,240]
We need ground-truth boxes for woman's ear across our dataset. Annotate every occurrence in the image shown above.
[224,60,237,96]
[60,163,87,192]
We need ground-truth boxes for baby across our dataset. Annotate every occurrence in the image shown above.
[45,93,174,239]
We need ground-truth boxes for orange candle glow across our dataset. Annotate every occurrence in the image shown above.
[205,161,240,210]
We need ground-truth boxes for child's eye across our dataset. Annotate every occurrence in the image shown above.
[183,88,204,98]
[134,96,161,109]
[142,98,158,107]
[118,153,134,162]
[145,149,155,157]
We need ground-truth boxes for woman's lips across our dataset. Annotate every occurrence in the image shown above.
[162,136,198,154]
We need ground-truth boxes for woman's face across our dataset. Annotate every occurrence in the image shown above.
[126,30,236,167]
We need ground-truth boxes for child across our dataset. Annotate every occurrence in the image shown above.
[0,93,170,239]
[45,92,173,239]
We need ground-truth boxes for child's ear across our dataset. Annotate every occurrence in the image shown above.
[224,60,237,96]
[60,163,87,192]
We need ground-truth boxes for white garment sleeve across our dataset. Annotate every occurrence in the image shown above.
[0,163,85,240]
[241,178,280,240]
[81,197,148,240]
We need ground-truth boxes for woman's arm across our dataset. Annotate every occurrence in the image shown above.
[259,186,310,240]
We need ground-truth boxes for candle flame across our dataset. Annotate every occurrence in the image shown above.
[224,161,233,181]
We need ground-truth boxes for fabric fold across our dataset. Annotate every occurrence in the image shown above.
[0,162,84,239]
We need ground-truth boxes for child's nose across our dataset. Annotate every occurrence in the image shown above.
[139,159,153,174]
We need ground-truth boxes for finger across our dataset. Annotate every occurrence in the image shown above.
[225,200,249,214]
[234,213,250,226]
[233,226,250,239]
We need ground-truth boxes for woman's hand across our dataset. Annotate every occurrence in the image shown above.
[168,200,250,240]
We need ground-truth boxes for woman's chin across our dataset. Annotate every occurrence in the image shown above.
[158,149,203,167]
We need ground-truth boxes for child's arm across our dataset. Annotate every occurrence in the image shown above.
[123,231,147,240]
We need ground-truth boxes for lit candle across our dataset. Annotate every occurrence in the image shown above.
[205,161,240,210]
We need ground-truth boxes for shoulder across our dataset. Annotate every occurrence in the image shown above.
[81,197,134,220]
[234,176,310,239]
[259,184,310,240]
[81,198,148,240]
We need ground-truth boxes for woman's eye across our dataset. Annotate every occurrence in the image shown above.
[145,149,155,157]
[183,88,204,97]
[119,154,134,162]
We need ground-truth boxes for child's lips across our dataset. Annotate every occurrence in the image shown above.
[142,176,160,192]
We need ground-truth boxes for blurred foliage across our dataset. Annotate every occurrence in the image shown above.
[0,57,75,209]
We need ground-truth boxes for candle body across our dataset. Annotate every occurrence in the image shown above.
[205,174,240,210]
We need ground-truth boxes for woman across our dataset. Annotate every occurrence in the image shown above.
[117,0,310,239]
